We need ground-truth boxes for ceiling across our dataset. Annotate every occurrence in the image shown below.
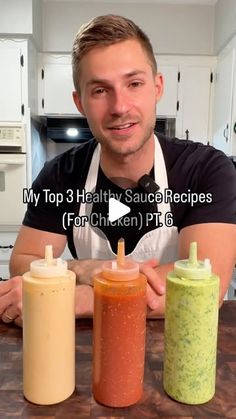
[48,0,218,4]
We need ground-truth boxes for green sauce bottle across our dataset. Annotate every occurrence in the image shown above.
[163,242,220,404]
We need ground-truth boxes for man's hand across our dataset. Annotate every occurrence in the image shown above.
[0,277,23,327]
[140,258,168,319]
[0,276,95,327]
[75,285,94,317]
[139,259,176,318]
[68,258,107,285]
[140,259,165,309]
[71,258,167,317]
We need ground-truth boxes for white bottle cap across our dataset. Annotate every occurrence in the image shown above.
[30,245,67,278]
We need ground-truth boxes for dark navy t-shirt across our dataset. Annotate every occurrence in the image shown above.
[23,133,236,257]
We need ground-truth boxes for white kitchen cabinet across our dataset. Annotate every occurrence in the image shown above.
[0,153,27,225]
[156,56,215,141]
[38,55,215,144]
[0,40,28,122]
[0,231,18,279]
[43,63,78,114]
[212,48,235,156]
[39,56,79,115]
[40,56,178,117]
[157,65,179,117]
[176,65,213,144]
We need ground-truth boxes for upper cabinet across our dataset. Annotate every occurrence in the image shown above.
[39,54,216,144]
[0,40,28,122]
[212,47,235,156]
[176,64,214,144]
[157,64,179,118]
[158,56,215,143]
[39,55,80,115]
[43,63,78,114]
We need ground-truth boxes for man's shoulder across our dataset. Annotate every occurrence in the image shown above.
[49,138,96,166]
[156,133,231,171]
[156,134,236,228]
[44,138,97,176]
[32,138,97,192]
[157,132,214,157]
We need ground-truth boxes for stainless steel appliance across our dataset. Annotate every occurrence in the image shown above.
[42,116,176,143]
[155,118,176,138]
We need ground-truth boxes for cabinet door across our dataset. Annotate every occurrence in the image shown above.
[157,65,178,117]
[0,43,22,121]
[176,66,212,144]
[43,63,79,114]
[212,49,235,156]
[0,154,27,225]
[0,231,18,279]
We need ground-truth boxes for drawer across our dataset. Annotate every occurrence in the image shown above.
[0,262,10,279]
[0,231,18,262]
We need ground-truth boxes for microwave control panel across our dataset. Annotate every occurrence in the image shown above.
[0,125,26,151]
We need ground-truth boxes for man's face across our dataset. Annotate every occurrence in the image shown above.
[73,39,163,157]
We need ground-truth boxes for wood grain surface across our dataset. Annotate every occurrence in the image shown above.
[0,301,235,418]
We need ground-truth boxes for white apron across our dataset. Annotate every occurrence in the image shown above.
[73,136,178,263]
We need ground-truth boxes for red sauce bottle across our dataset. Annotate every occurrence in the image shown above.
[93,238,147,407]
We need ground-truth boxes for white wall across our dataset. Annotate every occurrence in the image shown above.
[42,1,214,55]
[0,0,32,34]
[28,41,38,114]
[32,0,43,49]
[0,0,42,48]
[214,0,236,54]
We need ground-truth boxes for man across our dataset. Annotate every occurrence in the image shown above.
[1,15,236,326]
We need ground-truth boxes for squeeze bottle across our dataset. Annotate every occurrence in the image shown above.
[22,245,76,405]
[163,242,220,404]
[93,238,147,407]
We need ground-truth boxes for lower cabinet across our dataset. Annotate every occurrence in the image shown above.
[0,231,18,279]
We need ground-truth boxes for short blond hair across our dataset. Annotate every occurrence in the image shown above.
[72,14,157,93]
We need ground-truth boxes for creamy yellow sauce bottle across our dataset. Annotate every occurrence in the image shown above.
[23,245,76,405]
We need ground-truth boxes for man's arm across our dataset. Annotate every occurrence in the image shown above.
[9,225,68,275]
[1,225,96,325]
[4,222,234,324]
[145,222,236,318]
[178,223,236,305]
[5,226,166,324]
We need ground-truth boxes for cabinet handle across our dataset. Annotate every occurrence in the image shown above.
[185,129,189,141]
[223,124,229,143]
[0,245,14,249]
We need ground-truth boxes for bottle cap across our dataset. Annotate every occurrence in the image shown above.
[102,238,139,281]
[30,245,67,278]
[174,242,211,280]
